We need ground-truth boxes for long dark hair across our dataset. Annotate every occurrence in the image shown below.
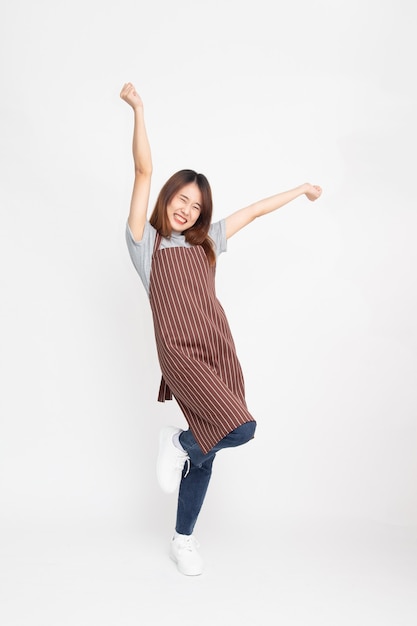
[149,169,216,266]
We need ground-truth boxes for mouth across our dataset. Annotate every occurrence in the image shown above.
[173,213,187,226]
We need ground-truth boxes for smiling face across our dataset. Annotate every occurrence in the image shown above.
[166,182,202,233]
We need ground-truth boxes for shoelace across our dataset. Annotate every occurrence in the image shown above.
[175,453,190,479]
[178,535,200,552]
[183,457,190,479]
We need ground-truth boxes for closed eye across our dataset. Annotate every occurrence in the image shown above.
[178,194,201,211]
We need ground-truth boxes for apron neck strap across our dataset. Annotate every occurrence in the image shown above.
[153,231,162,253]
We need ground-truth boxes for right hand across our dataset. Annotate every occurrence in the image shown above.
[120,82,143,110]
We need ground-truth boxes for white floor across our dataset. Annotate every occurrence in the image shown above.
[1,517,416,626]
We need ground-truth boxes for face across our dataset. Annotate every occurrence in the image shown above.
[166,182,202,233]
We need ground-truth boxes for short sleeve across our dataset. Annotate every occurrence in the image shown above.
[125,221,156,296]
[209,219,227,257]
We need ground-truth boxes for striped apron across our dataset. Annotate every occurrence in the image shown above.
[149,232,255,454]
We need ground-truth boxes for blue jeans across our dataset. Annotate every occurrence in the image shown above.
[175,421,256,535]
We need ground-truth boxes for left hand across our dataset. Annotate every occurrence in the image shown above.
[304,184,322,201]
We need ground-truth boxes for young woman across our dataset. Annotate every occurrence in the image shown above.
[120,82,322,576]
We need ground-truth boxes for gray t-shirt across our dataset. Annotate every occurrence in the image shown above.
[125,220,227,296]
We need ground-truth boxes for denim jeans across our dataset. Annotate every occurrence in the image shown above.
[175,421,256,535]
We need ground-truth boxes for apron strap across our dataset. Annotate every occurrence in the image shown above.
[157,376,173,402]
[152,231,172,402]
[153,231,162,254]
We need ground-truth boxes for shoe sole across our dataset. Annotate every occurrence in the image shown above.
[156,426,182,494]
[169,552,203,576]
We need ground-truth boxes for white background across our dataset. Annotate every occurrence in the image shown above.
[1,0,416,624]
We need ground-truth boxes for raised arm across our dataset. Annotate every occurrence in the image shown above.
[120,82,153,242]
[225,183,322,239]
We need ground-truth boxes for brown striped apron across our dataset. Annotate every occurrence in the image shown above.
[149,232,255,454]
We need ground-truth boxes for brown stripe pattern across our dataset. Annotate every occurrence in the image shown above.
[149,234,255,454]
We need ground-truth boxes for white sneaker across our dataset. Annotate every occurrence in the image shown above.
[156,426,190,494]
[170,534,203,576]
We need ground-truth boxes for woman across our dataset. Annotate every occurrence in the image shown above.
[120,82,322,576]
